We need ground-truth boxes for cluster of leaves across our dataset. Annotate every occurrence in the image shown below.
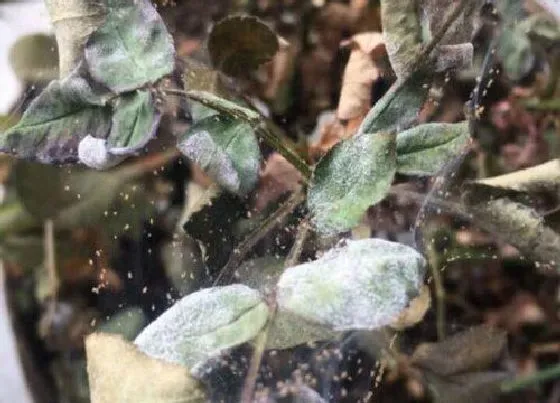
[86,238,426,399]
[8,0,560,401]
[0,0,174,166]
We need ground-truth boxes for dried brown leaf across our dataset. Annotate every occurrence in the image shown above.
[390,285,431,330]
[337,32,384,120]
[411,324,507,376]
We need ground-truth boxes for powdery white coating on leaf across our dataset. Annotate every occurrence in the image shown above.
[84,0,175,93]
[107,90,161,155]
[0,65,113,164]
[308,132,396,235]
[78,135,125,170]
[178,130,240,193]
[134,285,269,371]
[276,239,426,331]
[177,115,260,196]
[433,43,473,72]
[358,72,428,136]
[396,121,470,175]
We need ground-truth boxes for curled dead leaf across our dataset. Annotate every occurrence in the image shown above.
[391,285,431,330]
[337,32,385,121]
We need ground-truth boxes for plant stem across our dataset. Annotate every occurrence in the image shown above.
[388,187,473,221]
[44,219,58,322]
[412,0,472,73]
[240,301,276,403]
[361,0,471,136]
[502,363,560,393]
[256,123,312,180]
[214,189,305,285]
[181,89,261,122]
[426,240,446,341]
[161,88,312,180]
[285,216,311,268]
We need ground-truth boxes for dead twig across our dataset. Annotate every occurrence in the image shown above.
[240,298,277,403]
[285,216,311,268]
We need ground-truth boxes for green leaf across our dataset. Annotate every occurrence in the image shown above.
[237,256,285,294]
[97,307,147,341]
[177,115,260,196]
[14,160,146,225]
[358,73,429,136]
[0,71,112,164]
[308,132,396,235]
[107,90,160,155]
[87,333,207,403]
[266,310,337,350]
[236,259,339,350]
[0,232,89,274]
[396,121,470,175]
[84,0,175,93]
[497,27,535,82]
[134,285,269,372]
[496,0,535,81]
[0,202,38,238]
[208,15,279,78]
[8,33,59,82]
[523,14,560,42]
[276,239,426,331]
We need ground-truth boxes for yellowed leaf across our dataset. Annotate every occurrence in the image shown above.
[390,285,431,330]
[86,333,207,403]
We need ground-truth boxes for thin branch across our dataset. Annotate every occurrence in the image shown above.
[426,241,446,341]
[43,219,58,323]
[214,189,305,285]
[175,89,261,122]
[411,0,472,74]
[387,187,473,221]
[162,88,312,180]
[523,98,560,111]
[240,300,277,403]
[285,216,311,268]
[363,0,472,135]
[255,124,312,180]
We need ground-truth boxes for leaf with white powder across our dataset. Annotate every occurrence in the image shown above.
[307,132,396,234]
[134,285,269,372]
[396,121,470,175]
[276,239,426,331]
[177,115,260,196]
[84,0,175,93]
